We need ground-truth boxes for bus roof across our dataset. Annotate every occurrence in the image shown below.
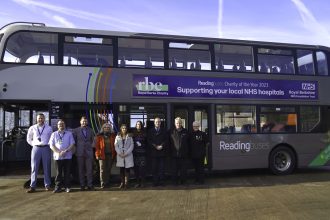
[1,21,329,51]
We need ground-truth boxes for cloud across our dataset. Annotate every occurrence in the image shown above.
[218,0,224,38]
[51,15,75,28]
[291,0,330,45]
[12,0,175,33]
[0,12,10,16]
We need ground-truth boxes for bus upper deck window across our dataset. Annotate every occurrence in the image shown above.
[3,32,58,64]
[64,35,113,67]
[169,42,211,71]
[257,48,294,75]
[214,44,254,72]
[297,50,315,75]
[316,51,328,76]
[118,38,164,69]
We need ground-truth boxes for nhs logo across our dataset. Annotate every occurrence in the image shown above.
[302,83,316,91]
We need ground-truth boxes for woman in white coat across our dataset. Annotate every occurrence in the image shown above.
[115,124,134,189]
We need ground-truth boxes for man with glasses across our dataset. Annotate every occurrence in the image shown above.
[49,119,75,193]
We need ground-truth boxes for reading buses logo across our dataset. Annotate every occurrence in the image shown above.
[135,77,169,95]
[219,141,270,152]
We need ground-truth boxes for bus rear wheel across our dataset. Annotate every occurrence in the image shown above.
[269,146,296,175]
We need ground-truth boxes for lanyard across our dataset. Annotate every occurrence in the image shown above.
[37,125,45,137]
[58,131,65,142]
[37,125,45,142]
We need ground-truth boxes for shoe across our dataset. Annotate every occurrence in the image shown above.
[26,187,36,193]
[134,183,141,188]
[80,186,85,191]
[45,186,52,191]
[53,187,61,193]
[119,183,124,189]
[65,188,70,193]
[87,186,94,191]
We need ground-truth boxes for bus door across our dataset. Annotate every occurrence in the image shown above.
[0,102,49,174]
[117,104,167,131]
[172,104,210,168]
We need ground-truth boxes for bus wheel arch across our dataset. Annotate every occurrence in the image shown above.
[269,144,297,175]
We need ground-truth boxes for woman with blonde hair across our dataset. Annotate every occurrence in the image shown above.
[115,124,134,189]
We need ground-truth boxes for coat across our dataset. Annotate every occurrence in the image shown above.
[169,127,189,158]
[73,126,94,158]
[189,130,208,159]
[114,134,134,168]
[94,133,116,160]
[147,127,168,158]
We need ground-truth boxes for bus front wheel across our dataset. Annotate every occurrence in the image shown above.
[269,146,296,175]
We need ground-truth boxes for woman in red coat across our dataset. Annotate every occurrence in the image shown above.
[94,123,116,189]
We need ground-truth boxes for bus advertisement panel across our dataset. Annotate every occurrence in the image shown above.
[133,75,318,100]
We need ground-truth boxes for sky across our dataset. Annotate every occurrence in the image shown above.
[1,0,330,46]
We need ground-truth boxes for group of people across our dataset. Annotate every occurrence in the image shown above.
[25,114,208,193]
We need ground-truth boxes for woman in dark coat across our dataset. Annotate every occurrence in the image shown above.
[132,121,147,187]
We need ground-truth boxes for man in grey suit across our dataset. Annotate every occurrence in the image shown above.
[73,116,95,190]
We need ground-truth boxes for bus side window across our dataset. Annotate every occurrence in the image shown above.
[3,32,58,64]
[317,51,328,76]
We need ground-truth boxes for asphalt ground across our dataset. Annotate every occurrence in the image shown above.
[1,167,330,220]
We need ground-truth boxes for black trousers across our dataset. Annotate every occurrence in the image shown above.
[192,157,205,183]
[151,157,165,185]
[55,159,72,188]
[171,157,187,184]
[120,167,130,182]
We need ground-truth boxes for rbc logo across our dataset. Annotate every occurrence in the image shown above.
[302,83,315,90]
[137,77,168,92]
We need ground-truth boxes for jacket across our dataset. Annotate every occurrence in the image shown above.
[147,127,168,158]
[73,126,94,158]
[133,129,147,156]
[94,133,116,160]
[169,127,189,158]
[189,130,208,158]
[114,134,134,168]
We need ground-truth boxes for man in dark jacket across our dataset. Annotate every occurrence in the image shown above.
[169,117,189,185]
[147,117,168,186]
[189,121,208,184]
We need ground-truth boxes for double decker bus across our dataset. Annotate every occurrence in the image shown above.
[1,22,330,175]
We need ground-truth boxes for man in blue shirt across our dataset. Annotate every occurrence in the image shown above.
[49,119,75,193]
[26,113,53,193]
